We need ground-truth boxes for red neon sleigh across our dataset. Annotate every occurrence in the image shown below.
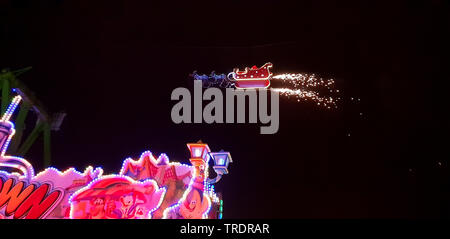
[228,62,273,89]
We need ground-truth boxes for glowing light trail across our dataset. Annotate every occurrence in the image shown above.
[271,73,339,108]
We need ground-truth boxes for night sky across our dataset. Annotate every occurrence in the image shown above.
[1,0,448,218]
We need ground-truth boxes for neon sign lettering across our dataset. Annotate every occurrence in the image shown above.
[0,176,62,219]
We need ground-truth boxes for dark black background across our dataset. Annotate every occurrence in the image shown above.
[0,0,448,218]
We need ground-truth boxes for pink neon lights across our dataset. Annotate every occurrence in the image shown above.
[0,94,228,219]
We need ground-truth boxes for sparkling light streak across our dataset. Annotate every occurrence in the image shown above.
[271,88,337,109]
[272,73,336,88]
[271,73,339,108]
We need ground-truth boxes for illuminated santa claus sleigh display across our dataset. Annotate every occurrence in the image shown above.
[0,96,232,219]
[192,62,273,89]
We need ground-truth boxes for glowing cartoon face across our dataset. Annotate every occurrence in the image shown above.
[93,198,105,206]
[121,194,134,206]
[179,189,210,219]
[70,176,166,219]
[188,199,197,209]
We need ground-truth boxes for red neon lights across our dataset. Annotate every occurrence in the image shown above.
[231,62,273,89]
[69,176,166,219]
[0,95,229,219]
[0,176,62,219]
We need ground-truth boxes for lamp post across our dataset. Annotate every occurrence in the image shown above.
[207,150,232,184]
[186,141,232,184]
[187,140,211,179]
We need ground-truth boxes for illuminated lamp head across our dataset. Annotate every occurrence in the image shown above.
[187,140,211,178]
[187,140,211,160]
[209,150,232,175]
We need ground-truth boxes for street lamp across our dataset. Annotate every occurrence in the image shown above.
[187,140,211,178]
[207,150,232,184]
[186,141,232,184]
